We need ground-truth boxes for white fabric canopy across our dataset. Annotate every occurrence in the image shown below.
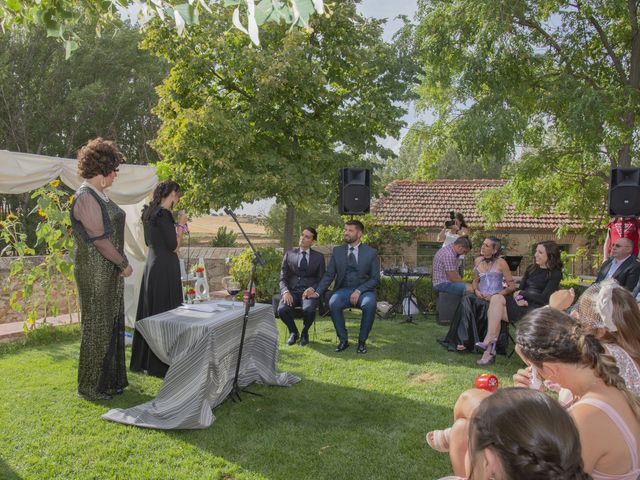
[0,150,158,325]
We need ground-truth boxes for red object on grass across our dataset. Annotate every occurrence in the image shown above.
[475,374,499,392]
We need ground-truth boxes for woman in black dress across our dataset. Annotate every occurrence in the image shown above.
[130,180,187,377]
[476,240,563,365]
[71,138,131,400]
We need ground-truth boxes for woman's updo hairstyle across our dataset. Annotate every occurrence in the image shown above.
[468,388,591,479]
[516,307,640,420]
[141,180,181,223]
[77,137,125,179]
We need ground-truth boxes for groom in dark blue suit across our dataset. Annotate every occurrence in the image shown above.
[307,220,380,354]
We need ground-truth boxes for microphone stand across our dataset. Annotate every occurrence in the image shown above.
[224,207,265,402]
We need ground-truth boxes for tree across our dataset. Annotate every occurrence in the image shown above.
[145,0,419,249]
[0,21,168,249]
[0,0,325,56]
[412,0,640,227]
[419,148,506,180]
[0,21,167,161]
[260,202,342,247]
[377,128,423,187]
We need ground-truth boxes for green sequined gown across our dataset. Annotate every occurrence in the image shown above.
[71,186,128,399]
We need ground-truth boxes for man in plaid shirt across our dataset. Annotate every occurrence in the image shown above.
[432,236,473,296]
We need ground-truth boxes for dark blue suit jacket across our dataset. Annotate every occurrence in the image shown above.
[316,244,380,296]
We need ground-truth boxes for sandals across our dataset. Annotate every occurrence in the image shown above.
[426,427,451,452]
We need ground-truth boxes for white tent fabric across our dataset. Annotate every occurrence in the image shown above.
[0,150,158,326]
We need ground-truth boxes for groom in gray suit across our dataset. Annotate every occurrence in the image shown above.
[307,220,380,354]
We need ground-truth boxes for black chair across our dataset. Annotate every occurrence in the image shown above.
[504,256,523,272]
[272,293,328,340]
[435,292,462,326]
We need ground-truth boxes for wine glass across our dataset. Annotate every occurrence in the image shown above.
[225,278,241,308]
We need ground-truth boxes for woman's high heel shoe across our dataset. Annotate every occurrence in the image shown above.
[474,337,496,352]
[476,341,497,366]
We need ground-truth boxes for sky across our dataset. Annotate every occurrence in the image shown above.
[236,0,421,215]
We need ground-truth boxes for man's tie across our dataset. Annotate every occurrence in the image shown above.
[299,251,308,271]
[348,246,356,265]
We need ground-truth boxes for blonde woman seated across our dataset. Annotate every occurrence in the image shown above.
[438,388,590,480]
[433,308,640,479]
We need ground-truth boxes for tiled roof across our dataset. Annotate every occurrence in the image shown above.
[371,179,584,230]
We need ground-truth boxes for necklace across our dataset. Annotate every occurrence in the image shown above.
[81,181,110,202]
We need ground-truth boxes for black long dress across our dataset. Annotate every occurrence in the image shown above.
[505,266,562,323]
[129,207,182,378]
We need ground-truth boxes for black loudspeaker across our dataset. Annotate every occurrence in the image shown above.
[609,168,640,216]
[339,168,370,215]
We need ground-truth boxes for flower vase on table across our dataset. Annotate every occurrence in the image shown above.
[184,286,197,304]
[195,271,210,301]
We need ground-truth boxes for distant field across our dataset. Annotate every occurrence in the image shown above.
[188,215,278,246]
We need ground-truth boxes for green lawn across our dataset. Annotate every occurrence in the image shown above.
[0,314,522,480]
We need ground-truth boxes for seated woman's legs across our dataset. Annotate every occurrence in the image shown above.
[478,294,507,364]
[449,418,469,477]
[426,388,490,453]
[453,388,491,422]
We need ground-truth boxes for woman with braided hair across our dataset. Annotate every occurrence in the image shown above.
[567,280,640,395]
[428,281,640,460]
[432,307,640,478]
[439,388,591,479]
[129,180,187,377]
[513,307,640,480]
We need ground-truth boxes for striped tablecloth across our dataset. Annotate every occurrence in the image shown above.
[102,302,300,429]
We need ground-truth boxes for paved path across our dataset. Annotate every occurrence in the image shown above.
[0,313,79,342]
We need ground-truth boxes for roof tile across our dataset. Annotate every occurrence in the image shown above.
[371,179,584,230]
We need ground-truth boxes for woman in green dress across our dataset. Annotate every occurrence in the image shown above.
[70,138,132,400]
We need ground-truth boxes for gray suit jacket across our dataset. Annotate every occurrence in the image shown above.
[316,244,380,296]
[279,248,326,294]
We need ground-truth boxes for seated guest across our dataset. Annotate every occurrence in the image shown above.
[277,227,326,346]
[476,240,562,365]
[441,237,515,352]
[594,237,640,291]
[432,236,473,296]
[568,280,640,395]
[437,388,590,480]
[439,308,640,478]
[604,216,640,258]
[429,283,640,469]
[307,220,380,354]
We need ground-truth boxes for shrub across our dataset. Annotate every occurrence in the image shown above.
[210,226,238,247]
[229,247,282,303]
[560,276,589,298]
[376,276,437,312]
[0,180,77,331]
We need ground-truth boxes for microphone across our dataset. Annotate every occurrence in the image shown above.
[223,207,237,220]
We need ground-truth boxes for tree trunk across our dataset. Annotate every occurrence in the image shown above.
[283,203,295,251]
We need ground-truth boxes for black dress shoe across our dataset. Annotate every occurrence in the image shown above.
[287,332,299,346]
[299,333,310,346]
[335,340,350,352]
[357,341,367,354]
